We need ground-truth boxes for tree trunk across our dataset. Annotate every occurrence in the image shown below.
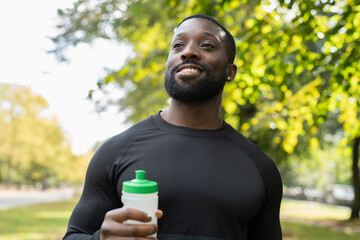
[350,136,360,219]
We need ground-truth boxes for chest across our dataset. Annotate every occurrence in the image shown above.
[116,133,265,221]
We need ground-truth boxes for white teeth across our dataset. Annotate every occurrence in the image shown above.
[180,68,199,73]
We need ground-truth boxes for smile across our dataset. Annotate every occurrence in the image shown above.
[176,63,204,75]
[179,68,200,73]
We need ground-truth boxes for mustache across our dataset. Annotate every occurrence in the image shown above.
[170,60,210,75]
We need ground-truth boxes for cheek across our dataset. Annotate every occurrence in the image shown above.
[209,58,227,74]
[206,52,227,67]
[165,60,173,73]
[166,53,178,69]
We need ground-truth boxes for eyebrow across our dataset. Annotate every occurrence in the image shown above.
[203,31,218,39]
[173,31,222,44]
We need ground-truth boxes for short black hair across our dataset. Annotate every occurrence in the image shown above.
[178,13,236,63]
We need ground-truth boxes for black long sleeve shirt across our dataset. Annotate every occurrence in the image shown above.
[63,112,283,240]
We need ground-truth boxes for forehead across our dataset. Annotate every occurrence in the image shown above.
[173,18,227,42]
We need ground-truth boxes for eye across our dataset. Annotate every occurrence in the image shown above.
[173,43,184,49]
[201,43,215,49]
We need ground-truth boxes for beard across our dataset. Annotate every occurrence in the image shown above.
[164,60,227,103]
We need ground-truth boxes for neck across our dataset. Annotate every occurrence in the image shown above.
[160,93,224,130]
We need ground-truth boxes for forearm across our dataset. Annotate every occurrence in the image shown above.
[63,199,119,240]
[63,230,100,240]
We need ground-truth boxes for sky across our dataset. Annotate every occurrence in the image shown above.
[0,0,132,154]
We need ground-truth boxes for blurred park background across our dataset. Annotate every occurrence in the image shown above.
[0,0,360,239]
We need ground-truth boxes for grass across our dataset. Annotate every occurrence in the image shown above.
[0,198,78,240]
[281,199,360,240]
[282,221,359,240]
[280,199,351,220]
[0,198,359,240]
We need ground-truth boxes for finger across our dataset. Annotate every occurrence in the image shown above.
[106,208,152,223]
[101,232,157,240]
[110,223,158,237]
[155,210,163,219]
[122,237,157,240]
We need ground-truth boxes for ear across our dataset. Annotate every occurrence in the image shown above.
[226,64,237,82]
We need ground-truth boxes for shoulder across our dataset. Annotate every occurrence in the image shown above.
[95,115,160,158]
[86,115,160,178]
[224,124,282,194]
[224,124,270,163]
[79,115,161,204]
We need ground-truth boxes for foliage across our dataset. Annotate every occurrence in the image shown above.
[51,0,262,123]
[281,145,352,189]
[0,84,89,185]
[50,0,359,153]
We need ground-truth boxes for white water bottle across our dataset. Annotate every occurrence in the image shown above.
[121,170,158,235]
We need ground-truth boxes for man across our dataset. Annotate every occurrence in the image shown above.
[63,14,283,240]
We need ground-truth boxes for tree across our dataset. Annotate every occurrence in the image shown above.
[0,84,86,187]
[50,0,261,123]
[273,0,360,219]
[51,0,360,218]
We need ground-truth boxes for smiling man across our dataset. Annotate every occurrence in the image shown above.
[164,15,235,105]
[63,14,283,240]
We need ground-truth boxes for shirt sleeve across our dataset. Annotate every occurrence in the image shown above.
[63,139,123,240]
[247,153,283,240]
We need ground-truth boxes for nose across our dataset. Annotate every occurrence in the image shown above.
[181,43,200,61]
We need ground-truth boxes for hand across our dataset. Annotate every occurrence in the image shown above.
[100,208,163,240]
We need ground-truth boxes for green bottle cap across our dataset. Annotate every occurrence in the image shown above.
[122,170,158,194]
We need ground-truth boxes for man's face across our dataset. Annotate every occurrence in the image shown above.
[165,18,230,103]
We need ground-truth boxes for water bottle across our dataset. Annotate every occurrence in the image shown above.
[121,170,158,235]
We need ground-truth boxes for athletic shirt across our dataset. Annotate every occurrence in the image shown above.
[63,112,283,240]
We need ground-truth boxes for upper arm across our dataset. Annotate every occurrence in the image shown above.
[63,140,123,239]
[247,159,283,240]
